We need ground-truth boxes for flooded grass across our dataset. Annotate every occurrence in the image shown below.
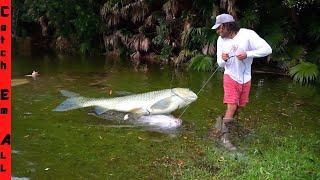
[12,55,320,179]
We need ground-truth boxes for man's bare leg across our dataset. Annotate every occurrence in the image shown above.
[224,103,237,122]
[215,103,237,129]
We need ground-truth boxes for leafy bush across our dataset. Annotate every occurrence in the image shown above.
[240,9,260,29]
[306,46,320,64]
[289,61,319,84]
[160,44,173,61]
[152,20,170,46]
[79,42,91,55]
[264,24,287,54]
[188,54,214,72]
[307,21,320,41]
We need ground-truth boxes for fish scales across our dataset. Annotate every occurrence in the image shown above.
[53,88,197,117]
[86,89,173,110]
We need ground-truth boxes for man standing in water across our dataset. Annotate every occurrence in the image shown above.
[212,14,272,150]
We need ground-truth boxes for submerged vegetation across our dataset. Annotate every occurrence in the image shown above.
[13,0,320,83]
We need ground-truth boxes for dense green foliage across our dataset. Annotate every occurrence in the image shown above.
[13,0,320,83]
[290,61,319,84]
[188,54,214,72]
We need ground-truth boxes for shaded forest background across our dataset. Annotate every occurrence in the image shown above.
[13,0,320,84]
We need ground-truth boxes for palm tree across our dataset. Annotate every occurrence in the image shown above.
[163,0,179,20]
[220,0,237,18]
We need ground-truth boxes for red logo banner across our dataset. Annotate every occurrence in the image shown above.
[0,0,11,179]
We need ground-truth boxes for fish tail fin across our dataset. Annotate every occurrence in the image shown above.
[53,91,89,112]
[53,97,88,111]
[59,90,80,98]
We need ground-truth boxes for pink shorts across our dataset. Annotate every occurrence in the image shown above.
[223,74,251,107]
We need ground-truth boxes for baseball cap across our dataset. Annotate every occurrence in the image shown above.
[211,14,235,29]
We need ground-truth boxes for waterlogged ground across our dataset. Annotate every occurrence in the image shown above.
[12,55,320,179]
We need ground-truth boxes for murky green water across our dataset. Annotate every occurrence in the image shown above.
[12,55,320,179]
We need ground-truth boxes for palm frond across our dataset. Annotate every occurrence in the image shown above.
[289,61,319,85]
[306,46,320,64]
[79,42,90,55]
[287,44,306,61]
[130,33,150,52]
[105,13,121,27]
[205,29,218,43]
[131,1,149,23]
[152,21,170,46]
[262,20,293,55]
[181,28,192,47]
[174,49,197,66]
[120,5,130,19]
[103,34,119,48]
[188,54,214,72]
[100,3,112,19]
[264,27,286,53]
[160,44,173,61]
[227,0,237,18]
[145,14,155,27]
[307,21,320,41]
[180,20,192,47]
[202,43,215,56]
[240,9,260,29]
[193,27,204,36]
[163,0,178,20]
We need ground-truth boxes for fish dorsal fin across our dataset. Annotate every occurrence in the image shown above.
[60,90,80,98]
[150,97,173,111]
[94,106,109,115]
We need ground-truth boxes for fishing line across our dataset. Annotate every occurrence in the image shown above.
[178,64,221,119]
[239,60,246,106]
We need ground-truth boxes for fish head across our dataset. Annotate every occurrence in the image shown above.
[172,88,198,104]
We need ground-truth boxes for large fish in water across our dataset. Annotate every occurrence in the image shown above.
[53,88,198,118]
[90,111,183,133]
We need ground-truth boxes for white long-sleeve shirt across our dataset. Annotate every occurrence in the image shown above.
[217,28,272,84]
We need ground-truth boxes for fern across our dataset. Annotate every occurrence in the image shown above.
[289,61,319,85]
[175,49,197,65]
[181,27,193,48]
[287,44,306,61]
[306,46,320,64]
[264,29,286,53]
[160,44,173,60]
[263,20,293,55]
[307,21,320,41]
[188,54,213,72]
[240,9,260,29]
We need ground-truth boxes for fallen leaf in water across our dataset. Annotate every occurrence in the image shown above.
[177,159,184,167]
[138,136,145,140]
[44,168,50,171]
[218,156,225,162]
[12,79,30,87]
[110,157,117,161]
[24,135,29,138]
